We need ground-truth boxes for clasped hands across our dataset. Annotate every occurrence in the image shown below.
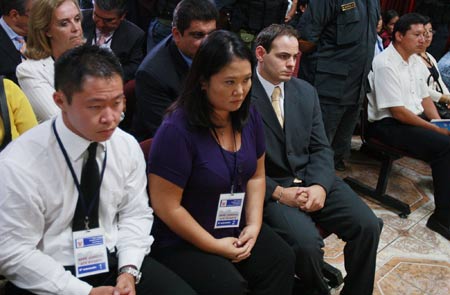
[278,185,326,212]
[215,224,260,263]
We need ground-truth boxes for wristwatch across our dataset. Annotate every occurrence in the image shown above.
[119,266,142,284]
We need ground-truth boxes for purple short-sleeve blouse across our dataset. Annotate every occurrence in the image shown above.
[148,105,265,249]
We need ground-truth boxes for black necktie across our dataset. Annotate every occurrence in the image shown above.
[73,142,100,231]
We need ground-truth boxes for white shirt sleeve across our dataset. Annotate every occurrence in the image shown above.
[0,162,92,295]
[373,63,406,110]
[115,138,154,270]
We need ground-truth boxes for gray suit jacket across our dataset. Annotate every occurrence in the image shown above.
[251,76,335,203]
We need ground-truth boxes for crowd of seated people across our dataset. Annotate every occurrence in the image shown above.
[1,0,450,294]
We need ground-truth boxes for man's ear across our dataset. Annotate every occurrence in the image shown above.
[394,31,403,43]
[53,91,66,110]
[255,46,266,63]
[8,9,19,19]
[172,27,181,43]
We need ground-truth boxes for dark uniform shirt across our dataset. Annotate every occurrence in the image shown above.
[298,0,380,105]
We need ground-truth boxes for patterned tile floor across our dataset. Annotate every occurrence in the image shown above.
[328,138,450,295]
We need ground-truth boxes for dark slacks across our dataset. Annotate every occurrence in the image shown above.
[320,103,362,164]
[264,177,383,295]
[151,223,295,295]
[369,118,450,226]
[5,255,196,295]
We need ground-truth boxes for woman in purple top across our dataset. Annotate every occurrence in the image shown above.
[148,30,295,295]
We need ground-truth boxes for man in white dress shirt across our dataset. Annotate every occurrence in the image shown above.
[368,13,450,241]
[0,45,195,294]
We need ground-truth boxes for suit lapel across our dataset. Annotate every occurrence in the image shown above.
[0,26,21,62]
[252,77,285,143]
[110,21,126,53]
[283,81,300,134]
[168,39,189,79]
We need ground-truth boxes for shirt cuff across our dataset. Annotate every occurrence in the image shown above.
[118,249,146,271]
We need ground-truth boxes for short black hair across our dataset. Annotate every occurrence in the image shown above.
[255,24,299,53]
[392,13,426,43]
[94,0,127,15]
[173,0,218,35]
[169,30,254,131]
[54,44,124,103]
[1,0,28,15]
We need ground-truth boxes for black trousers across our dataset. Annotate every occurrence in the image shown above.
[5,255,196,295]
[151,223,295,295]
[369,118,450,226]
[264,177,383,295]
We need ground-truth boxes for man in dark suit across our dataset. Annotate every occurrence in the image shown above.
[82,0,145,82]
[252,24,382,295]
[0,0,33,84]
[133,0,217,140]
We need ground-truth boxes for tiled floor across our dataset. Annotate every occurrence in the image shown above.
[327,138,450,295]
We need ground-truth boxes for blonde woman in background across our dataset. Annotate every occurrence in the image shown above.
[16,0,84,123]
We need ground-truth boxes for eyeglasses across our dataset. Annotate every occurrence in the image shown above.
[424,30,436,37]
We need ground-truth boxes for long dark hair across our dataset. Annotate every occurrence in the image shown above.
[168,30,254,131]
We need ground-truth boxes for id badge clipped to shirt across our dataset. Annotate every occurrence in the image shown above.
[214,192,245,229]
[73,228,109,278]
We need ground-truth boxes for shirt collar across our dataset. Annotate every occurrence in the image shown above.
[54,115,106,162]
[388,43,416,66]
[256,68,285,101]
[178,48,193,67]
[0,17,21,41]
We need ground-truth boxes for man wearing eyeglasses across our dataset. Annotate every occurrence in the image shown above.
[133,0,217,140]
[81,0,145,82]
[0,0,33,84]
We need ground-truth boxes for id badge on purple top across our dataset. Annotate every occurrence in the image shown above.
[214,192,245,229]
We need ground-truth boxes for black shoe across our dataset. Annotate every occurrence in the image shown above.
[426,214,450,240]
[334,160,346,171]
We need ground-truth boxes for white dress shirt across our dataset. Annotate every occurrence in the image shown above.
[0,115,153,294]
[256,68,286,118]
[367,44,429,122]
[417,52,450,102]
[16,56,60,123]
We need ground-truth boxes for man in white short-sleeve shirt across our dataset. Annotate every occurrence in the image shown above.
[368,13,450,241]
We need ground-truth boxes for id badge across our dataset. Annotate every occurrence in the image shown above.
[214,192,245,229]
[73,228,109,278]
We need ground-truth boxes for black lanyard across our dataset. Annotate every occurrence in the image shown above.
[212,128,238,195]
[52,120,107,230]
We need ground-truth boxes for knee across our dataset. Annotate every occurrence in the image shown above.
[356,215,383,241]
[291,233,324,261]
